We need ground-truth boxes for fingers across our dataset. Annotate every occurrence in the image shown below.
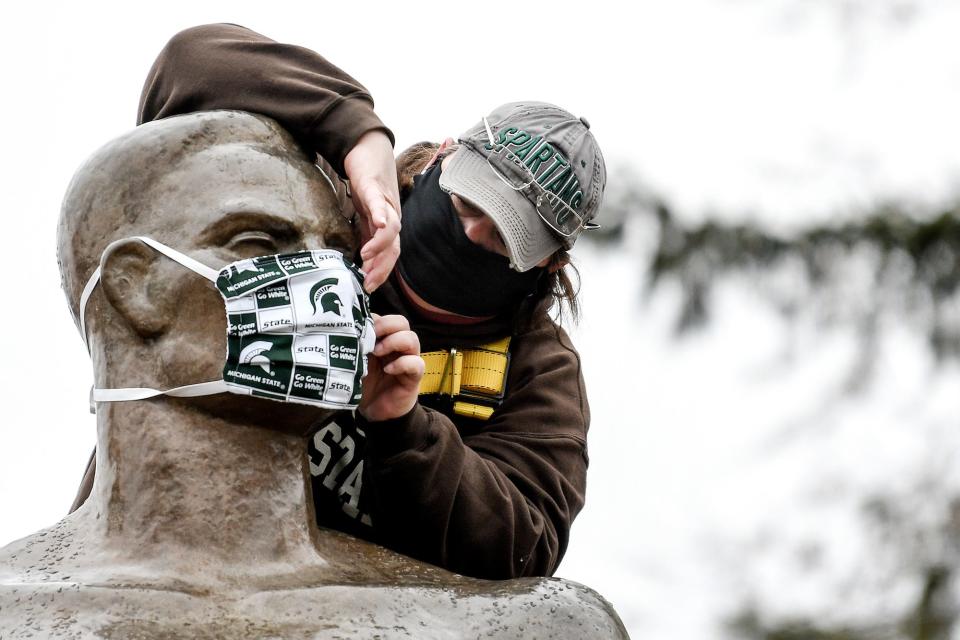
[382,354,425,378]
[373,330,420,359]
[344,133,400,235]
[354,191,400,292]
[371,314,419,359]
[341,134,402,292]
[373,313,409,337]
[360,206,400,262]
[361,234,400,292]
[370,196,391,228]
[356,184,390,232]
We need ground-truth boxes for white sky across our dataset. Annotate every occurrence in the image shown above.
[1,1,960,637]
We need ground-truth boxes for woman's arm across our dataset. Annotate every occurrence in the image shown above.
[138,23,392,179]
[137,23,401,291]
[359,320,590,579]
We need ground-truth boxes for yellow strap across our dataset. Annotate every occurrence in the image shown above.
[418,337,511,407]
[453,401,495,421]
[460,336,511,395]
[419,349,462,396]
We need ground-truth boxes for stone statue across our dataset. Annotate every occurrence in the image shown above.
[0,111,628,639]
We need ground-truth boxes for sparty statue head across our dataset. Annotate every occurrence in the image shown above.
[0,110,628,639]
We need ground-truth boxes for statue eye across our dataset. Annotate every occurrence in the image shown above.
[227,231,279,256]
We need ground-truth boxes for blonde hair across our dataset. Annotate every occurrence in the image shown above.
[395,141,581,325]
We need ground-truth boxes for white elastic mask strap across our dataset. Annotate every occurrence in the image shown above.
[78,236,219,351]
[78,237,226,412]
[136,236,220,283]
[92,380,229,403]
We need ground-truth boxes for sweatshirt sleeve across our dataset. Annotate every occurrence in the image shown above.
[358,322,590,579]
[137,23,395,178]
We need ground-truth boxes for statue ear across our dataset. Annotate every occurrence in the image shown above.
[99,238,173,338]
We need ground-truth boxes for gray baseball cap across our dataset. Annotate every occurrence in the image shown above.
[438,101,606,272]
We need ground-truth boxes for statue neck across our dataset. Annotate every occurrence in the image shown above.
[83,399,324,573]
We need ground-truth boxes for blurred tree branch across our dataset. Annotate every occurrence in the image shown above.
[592,168,960,365]
[648,203,960,360]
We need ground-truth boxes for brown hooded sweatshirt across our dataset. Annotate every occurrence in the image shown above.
[71,23,590,580]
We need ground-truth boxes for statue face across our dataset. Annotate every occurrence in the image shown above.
[131,142,354,431]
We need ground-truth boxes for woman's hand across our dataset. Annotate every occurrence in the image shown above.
[358,314,424,422]
[343,130,402,293]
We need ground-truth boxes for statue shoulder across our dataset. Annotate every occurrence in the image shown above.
[0,520,69,579]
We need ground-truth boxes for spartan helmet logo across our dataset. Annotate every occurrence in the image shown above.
[239,341,274,376]
[320,292,343,315]
[309,277,343,316]
[229,258,260,278]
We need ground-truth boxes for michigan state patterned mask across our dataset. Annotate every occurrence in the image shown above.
[79,236,376,411]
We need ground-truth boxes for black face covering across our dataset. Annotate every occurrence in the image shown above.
[397,162,542,317]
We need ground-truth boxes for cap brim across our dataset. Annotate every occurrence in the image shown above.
[438,147,560,272]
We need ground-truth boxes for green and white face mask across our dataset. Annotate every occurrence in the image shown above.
[79,237,376,412]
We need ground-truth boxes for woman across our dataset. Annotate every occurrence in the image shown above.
[76,23,607,580]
